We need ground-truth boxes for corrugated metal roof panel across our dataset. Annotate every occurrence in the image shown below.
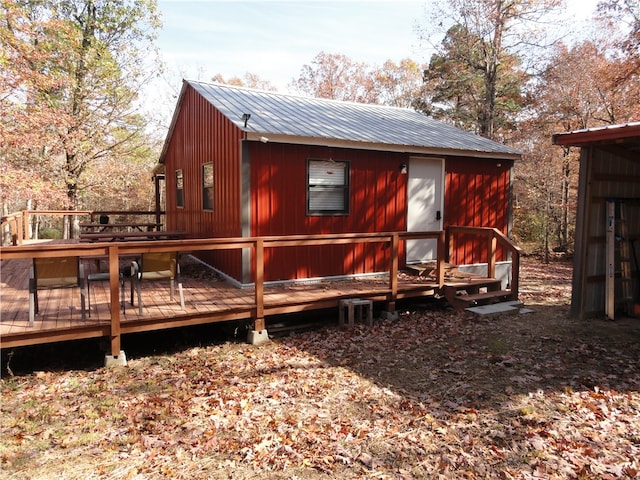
[187,80,521,157]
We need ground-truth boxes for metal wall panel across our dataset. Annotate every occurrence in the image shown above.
[249,143,408,281]
[445,157,513,265]
[578,148,640,317]
[163,86,244,279]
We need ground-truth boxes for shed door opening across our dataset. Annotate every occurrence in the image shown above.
[406,157,444,263]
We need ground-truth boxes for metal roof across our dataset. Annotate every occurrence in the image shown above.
[161,80,522,161]
[552,121,640,147]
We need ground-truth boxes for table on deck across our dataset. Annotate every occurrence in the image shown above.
[80,222,162,232]
[79,231,186,242]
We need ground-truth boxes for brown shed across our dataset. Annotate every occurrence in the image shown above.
[553,121,640,319]
[158,80,521,285]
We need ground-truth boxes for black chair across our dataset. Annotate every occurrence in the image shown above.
[87,262,137,316]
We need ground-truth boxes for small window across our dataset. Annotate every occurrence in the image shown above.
[307,159,349,215]
[202,162,213,210]
[175,169,184,208]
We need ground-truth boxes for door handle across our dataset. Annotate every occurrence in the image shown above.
[436,210,441,220]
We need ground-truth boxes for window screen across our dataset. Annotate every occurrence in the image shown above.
[307,159,349,215]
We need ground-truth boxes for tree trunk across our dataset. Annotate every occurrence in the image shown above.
[561,150,571,248]
[544,189,551,264]
[1,202,10,245]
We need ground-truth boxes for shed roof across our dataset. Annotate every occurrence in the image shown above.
[552,121,640,147]
[159,80,521,162]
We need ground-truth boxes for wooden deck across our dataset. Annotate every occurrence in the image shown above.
[1,255,441,349]
[0,228,521,356]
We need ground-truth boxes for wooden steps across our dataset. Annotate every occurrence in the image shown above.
[443,278,517,310]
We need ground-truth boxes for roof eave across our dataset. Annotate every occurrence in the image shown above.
[245,132,521,160]
[157,80,190,165]
[553,122,640,146]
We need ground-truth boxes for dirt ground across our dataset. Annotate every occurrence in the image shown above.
[1,257,639,479]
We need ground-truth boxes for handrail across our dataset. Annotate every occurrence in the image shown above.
[447,225,522,296]
[0,212,23,245]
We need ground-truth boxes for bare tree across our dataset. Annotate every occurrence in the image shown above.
[211,72,278,92]
[371,58,426,108]
[290,51,376,103]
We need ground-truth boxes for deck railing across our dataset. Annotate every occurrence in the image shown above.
[0,231,446,356]
[447,225,522,297]
[1,210,165,245]
[0,211,24,245]
[1,226,521,355]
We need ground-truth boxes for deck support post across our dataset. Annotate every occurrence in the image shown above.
[248,238,269,344]
[105,245,127,366]
[104,350,127,367]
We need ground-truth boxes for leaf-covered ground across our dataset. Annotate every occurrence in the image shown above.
[2,258,640,479]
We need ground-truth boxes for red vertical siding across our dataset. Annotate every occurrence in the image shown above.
[163,86,244,279]
[444,157,512,265]
[250,143,408,281]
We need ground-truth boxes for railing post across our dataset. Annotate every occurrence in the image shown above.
[511,249,520,296]
[22,210,29,241]
[108,245,121,356]
[6,216,17,245]
[387,233,399,312]
[16,214,23,245]
[488,233,497,279]
[253,238,265,332]
[155,176,162,228]
[437,231,446,287]
[447,227,454,265]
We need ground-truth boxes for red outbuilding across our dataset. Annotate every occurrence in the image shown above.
[157,80,521,286]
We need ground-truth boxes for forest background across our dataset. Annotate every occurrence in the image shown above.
[1,0,639,254]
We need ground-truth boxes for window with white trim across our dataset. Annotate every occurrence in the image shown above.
[307,158,349,215]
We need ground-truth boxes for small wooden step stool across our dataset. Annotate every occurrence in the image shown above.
[339,298,373,328]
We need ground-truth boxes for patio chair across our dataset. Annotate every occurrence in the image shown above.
[29,256,86,326]
[87,261,137,316]
[132,252,185,315]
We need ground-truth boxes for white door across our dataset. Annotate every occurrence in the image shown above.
[406,157,445,263]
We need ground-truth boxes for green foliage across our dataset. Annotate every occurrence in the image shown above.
[420,23,525,137]
[38,227,62,239]
[512,208,546,246]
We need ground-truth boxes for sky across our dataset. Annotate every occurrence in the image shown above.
[155,1,430,92]
[147,0,601,127]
